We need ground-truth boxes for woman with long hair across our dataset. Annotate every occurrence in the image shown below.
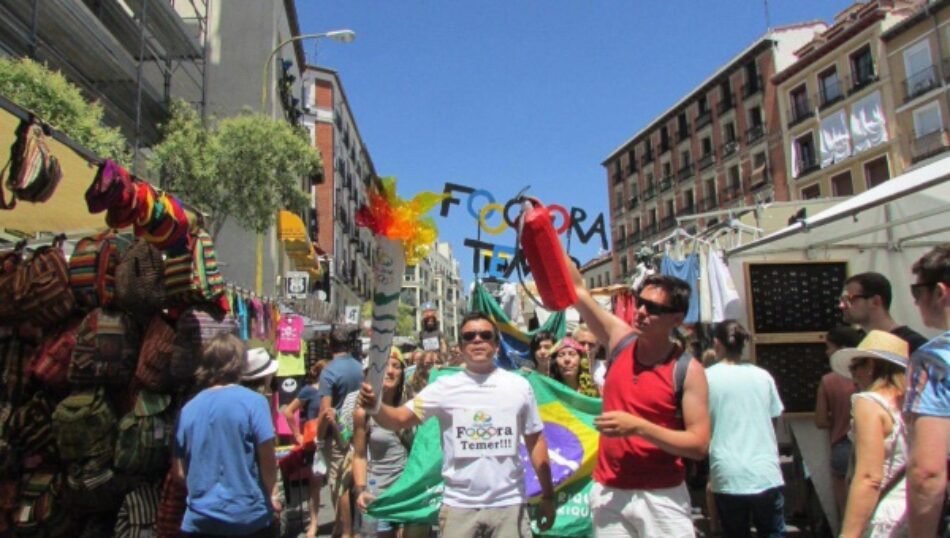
[174,334,280,537]
[831,331,910,537]
[529,331,555,375]
[707,320,786,538]
[352,352,410,537]
[549,337,599,397]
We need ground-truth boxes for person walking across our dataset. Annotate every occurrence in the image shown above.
[831,331,910,537]
[706,320,785,538]
[358,312,556,537]
[173,334,280,537]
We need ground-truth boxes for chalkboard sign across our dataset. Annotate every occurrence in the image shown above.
[755,342,831,413]
[748,262,847,333]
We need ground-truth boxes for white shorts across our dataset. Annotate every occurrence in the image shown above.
[590,481,695,537]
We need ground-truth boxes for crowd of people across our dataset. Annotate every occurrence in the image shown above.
[167,243,950,537]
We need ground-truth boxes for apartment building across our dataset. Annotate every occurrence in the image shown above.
[401,242,464,345]
[580,253,613,290]
[303,66,376,319]
[774,1,923,201]
[882,0,950,168]
[604,24,825,280]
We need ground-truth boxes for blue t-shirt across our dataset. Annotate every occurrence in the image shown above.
[707,362,785,495]
[905,331,950,417]
[175,385,275,535]
[318,355,363,413]
[297,384,322,421]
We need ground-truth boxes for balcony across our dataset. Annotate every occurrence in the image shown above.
[677,127,691,142]
[642,151,654,166]
[718,96,735,115]
[644,185,657,201]
[659,216,676,231]
[904,66,939,103]
[746,124,765,144]
[788,97,814,127]
[749,168,770,191]
[698,152,715,170]
[627,195,640,209]
[911,129,950,163]
[660,176,673,192]
[744,75,762,99]
[680,202,695,215]
[702,197,718,211]
[720,140,738,159]
[659,138,671,154]
[849,71,878,95]
[677,164,694,182]
[695,110,712,130]
[818,82,844,109]
[796,155,820,178]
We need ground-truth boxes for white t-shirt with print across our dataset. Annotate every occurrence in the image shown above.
[404,367,543,508]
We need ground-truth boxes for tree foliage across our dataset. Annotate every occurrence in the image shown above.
[362,300,419,338]
[152,100,320,236]
[0,57,130,164]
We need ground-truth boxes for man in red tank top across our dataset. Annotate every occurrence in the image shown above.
[570,265,711,537]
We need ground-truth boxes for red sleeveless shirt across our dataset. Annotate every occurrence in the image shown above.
[593,339,686,489]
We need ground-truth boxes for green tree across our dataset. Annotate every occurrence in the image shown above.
[152,101,320,237]
[0,57,130,164]
[361,300,417,338]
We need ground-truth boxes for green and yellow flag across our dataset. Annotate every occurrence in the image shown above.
[368,368,602,536]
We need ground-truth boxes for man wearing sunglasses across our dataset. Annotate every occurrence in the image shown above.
[568,260,710,537]
[840,272,928,353]
[904,244,950,537]
[357,312,556,537]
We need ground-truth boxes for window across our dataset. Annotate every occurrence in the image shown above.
[801,184,821,199]
[702,137,712,156]
[864,156,890,189]
[665,199,674,217]
[904,39,936,100]
[913,101,943,138]
[684,189,694,210]
[618,224,626,240]
[729,165,741,190]
[831,171,854,196]
[698,96,709,114]
[680,150,691,168]
[753,152,767,170]
[819,67,843,106]
[660,126,670,150]
[677,112,689,138]
[632,217,640,234]
[662,162,672,178]
[705,178,716,201]
[790,84,810,121]
[749,105,762,127]
[615,190,623,211]
[620,257,628,276]
[627,150,637,172]
[850,45,876,89]
[724,122,736,143]
[794,132,818,176]
[720,81,732,105]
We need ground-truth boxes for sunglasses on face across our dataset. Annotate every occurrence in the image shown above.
[461,330,495,343]
[839,293,870,305]
[910,282,937,301]
[636,296,680,316]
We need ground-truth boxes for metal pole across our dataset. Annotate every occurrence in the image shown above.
[133,0,150,174]
[28,0,39,57]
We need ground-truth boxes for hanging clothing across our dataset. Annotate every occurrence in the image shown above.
[707,250,741,322]
[276,315,303,353]
[699,247,713,323]
[820,110,852,168]
[614,290,636,327]
[660,254,700,324]
[251,298,266,339]
[851,90,888,154]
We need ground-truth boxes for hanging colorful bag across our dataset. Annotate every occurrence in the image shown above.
[68,230,122,310]
[114,390,173,476]
[0,246,25,324]
[164,229,224,306]
[140,192,190,251]
[30,317,82,390]
[52,388,116,462]
[14,472,71,537]
[8,391,56,465]
[15,237,76,326]
[68,308,141,388]
[170,306,237,384]
[85,159,134,214]
[0,119,62,210]
[115,239,165,322]
[134,315,176,393]
[114,481,161,538]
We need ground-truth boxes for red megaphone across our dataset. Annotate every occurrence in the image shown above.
[518,197,577,311]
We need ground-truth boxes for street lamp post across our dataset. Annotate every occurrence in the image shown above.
[255,29,355,296]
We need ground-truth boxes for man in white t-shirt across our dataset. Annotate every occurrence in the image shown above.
[359,312,556,537]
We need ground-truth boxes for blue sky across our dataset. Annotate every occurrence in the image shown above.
[296,0,855,288]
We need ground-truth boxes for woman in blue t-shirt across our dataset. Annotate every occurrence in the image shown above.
[174,333,280,537]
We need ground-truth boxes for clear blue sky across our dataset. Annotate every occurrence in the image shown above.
[296,0,855,289]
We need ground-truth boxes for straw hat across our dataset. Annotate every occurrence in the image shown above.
[829,330,910,379]
[243,347,278,381]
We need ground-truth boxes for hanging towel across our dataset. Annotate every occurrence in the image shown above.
[699,247,713,323]
[660,254,700,323]
[851,90,888,153]
[707,250,742,322]
[236,296,249,340]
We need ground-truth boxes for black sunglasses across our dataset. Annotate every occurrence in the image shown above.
[461,330,495,343]
[637,296,680,316]
[910,282,938,301]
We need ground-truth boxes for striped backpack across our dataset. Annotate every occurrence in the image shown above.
[15,237,76,326]
[134,315,176,393]
[114,239,165,323]
[114,390,173,477]
[30,317,82,390]
[68,231,122,311]
[170,306,237,385]
[52,388,116,462]
[68,308,141,388]
[163,229,224,307]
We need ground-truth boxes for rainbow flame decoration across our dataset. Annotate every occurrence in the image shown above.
[355,177,448,266]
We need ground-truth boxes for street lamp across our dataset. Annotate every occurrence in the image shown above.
[256,29,355,296]
[260,29,356,112]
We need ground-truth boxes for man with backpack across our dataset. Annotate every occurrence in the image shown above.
[569,266,710,537]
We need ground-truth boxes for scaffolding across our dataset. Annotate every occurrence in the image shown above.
[0,0,209,163]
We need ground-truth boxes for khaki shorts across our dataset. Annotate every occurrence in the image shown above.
[322,442,352,508]
[438,504,532,538]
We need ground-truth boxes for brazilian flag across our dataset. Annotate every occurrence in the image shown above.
[368,368,602,536]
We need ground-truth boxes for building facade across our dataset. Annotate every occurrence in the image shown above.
[773,0,922,201]
[303,66,376,320]
[882,0,950,169]
[580,253,613,290]
[401,242,464,346]
[604,24,826,281]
